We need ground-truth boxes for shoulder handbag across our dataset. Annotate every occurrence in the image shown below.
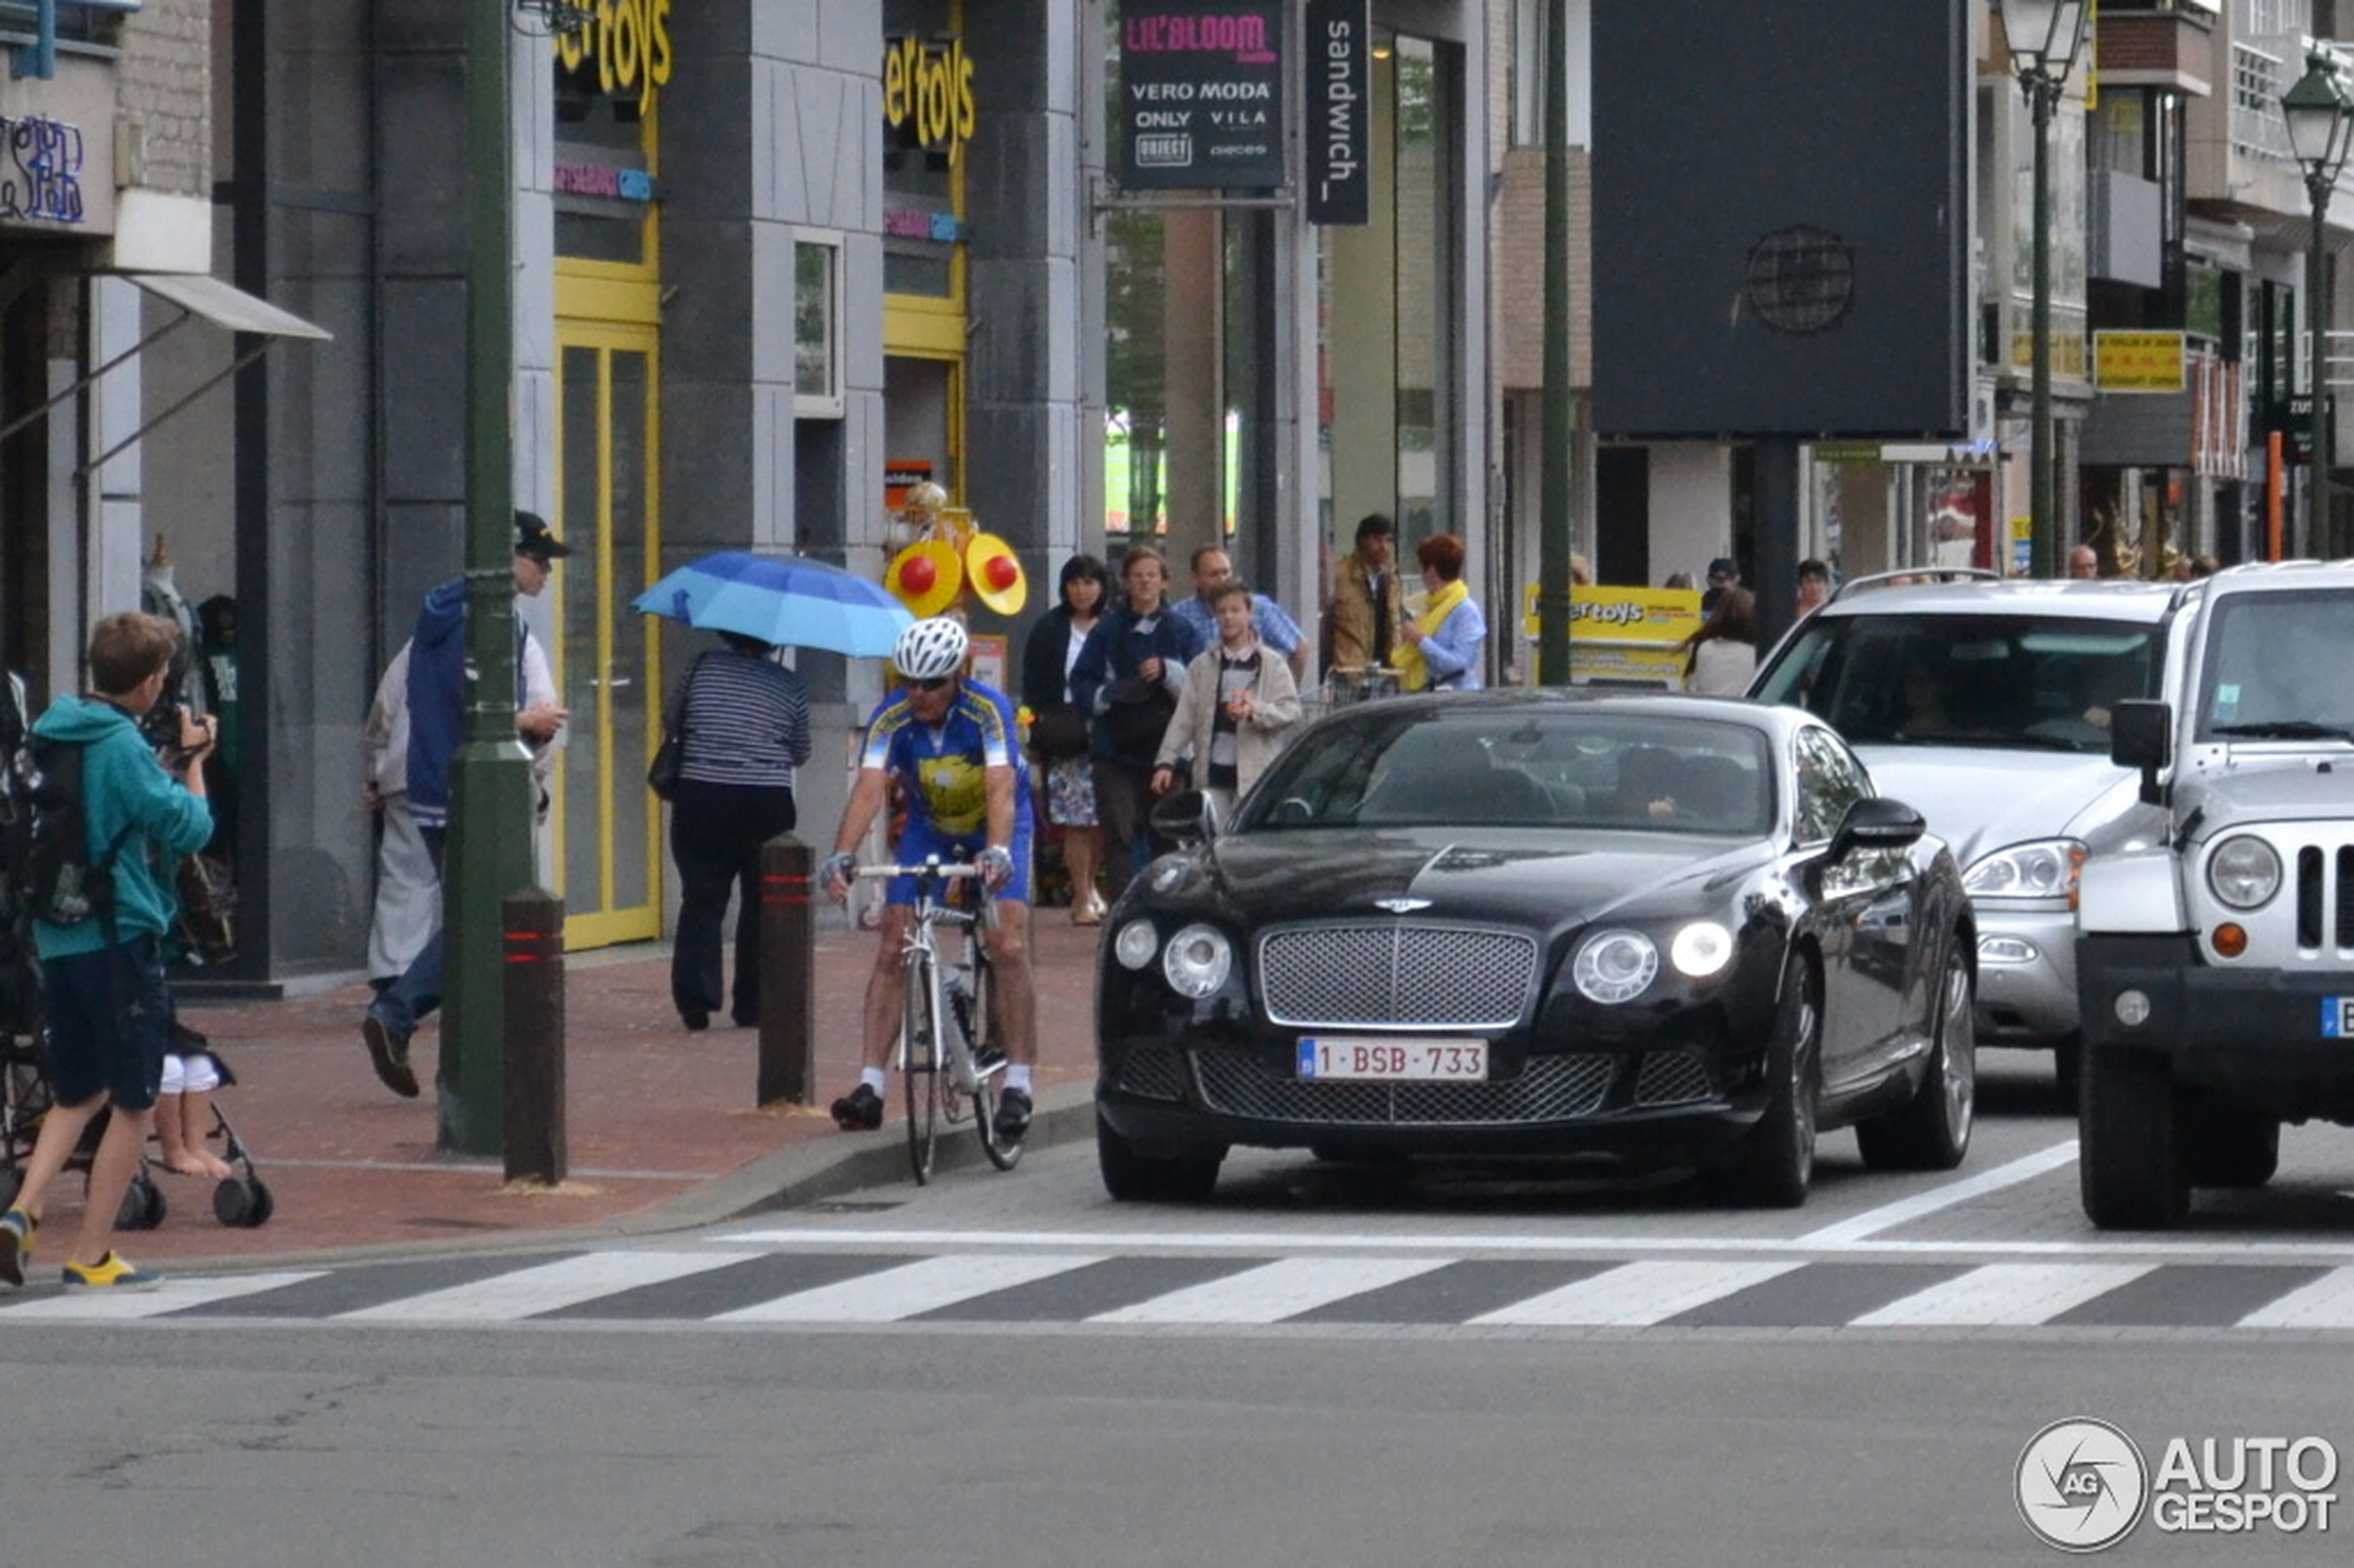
[1028,701,1091,760]
[648,654,702,801]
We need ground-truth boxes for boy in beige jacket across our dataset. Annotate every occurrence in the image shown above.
[1151,581,1304,818]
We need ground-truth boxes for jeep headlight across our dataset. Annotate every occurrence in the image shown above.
[2208,836,2282,911]
[1574,929,1659,1005]
[1964,839,2087,904]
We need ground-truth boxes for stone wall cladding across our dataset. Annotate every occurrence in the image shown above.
[116,0,212,197]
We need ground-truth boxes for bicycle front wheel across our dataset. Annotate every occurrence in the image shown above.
[902,959,943,1184]
[967,953,1021,1172]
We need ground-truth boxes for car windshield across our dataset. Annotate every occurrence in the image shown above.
[1233,706,1776,837]
[1753,612,2162,752]
[2196,590,2354,743]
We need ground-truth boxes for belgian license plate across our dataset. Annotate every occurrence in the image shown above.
[1297,1037,1487,1081]
[2323,1000,2354,1038]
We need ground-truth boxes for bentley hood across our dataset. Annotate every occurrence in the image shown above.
[1174,827,1769,928]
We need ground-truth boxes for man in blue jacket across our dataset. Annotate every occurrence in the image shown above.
[361,512,571,1097]
[2,612,216,1292]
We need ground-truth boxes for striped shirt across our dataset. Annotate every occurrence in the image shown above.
[676,650,812,788]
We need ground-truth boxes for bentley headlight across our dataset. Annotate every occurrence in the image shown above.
[1574,929,1658,1005]
[1162,923,1233,998]
[1964,840,2087,902]
[1114,919,1159,970]
[2208,836,2282,911]
[1669,921,1735,979]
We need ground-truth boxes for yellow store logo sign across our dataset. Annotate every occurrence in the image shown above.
[885,35,978,163]
[555,0,675,115]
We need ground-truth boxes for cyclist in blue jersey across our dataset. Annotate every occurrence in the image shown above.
[823,617,1038,1140]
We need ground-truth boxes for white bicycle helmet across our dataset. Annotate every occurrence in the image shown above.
[893,616,969,681]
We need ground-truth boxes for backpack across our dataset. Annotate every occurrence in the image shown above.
[22,735,136,932]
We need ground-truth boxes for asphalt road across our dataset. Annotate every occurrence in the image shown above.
[6,1057,2354,1565]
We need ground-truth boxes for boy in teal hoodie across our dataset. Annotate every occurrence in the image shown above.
[2,612,216,1291]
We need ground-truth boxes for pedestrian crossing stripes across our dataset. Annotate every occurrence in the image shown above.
[8,1252,2354,1334]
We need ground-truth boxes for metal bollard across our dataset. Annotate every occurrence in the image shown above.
[502,887,566,1185]
[756,834,816,1106]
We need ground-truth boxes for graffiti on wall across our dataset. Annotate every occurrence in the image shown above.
[0,113,85,225]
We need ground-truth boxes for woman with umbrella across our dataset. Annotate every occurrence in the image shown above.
[664,631,812,1030]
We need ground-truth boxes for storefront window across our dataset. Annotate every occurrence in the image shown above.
[552,32,658,266]
[883,0,964,301]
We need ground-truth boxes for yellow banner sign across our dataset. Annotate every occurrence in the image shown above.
[2094,331,2186,393]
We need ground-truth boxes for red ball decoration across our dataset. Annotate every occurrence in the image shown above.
[983,554,1019,591]
[900,555,937,595]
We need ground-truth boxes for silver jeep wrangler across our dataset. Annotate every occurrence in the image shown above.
[2075,561,2354,1229]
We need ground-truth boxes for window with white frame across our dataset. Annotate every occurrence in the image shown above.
[794,236,843,420]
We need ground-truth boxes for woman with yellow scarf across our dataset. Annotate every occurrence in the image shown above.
[1395,533,1487,691]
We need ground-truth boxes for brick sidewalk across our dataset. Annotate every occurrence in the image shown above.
[41,917,1107,1271]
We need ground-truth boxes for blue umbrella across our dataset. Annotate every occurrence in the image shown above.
[633,550,913,657]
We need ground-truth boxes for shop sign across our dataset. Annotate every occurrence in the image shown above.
[2094,330,2186,393]
[884,35,979,166]
[554,162,655,203]
[1304,0,1369,225]
[553,0,674,115]
[2267,395,2334,465]
[1119,1,1285,191]
[1,112,87,226]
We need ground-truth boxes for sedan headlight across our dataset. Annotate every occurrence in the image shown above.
[1963,839,2087,904]
[1114,919,1160,971]
[1669,921,1735,979]
[1574,929,1658,1005]
[1161,923,1234,998]
[2208,836,2283,911]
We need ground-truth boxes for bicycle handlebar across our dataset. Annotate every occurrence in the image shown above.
[852,861,984,881]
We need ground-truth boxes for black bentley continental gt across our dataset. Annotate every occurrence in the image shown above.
[1095,691,1977,1206]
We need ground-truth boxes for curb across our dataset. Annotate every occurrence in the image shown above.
[161,1086,1099,1275]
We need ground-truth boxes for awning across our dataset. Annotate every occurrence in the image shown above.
[124,272,332,340]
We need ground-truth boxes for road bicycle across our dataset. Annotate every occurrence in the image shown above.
[854,858,1023,1183]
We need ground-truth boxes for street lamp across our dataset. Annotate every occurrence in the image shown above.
[2283,48,2354,558]
[1994,0,2089,579]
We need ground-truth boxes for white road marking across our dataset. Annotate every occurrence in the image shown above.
[1,1270,325,1321]
[1795,1140,2082,1246]
[2237,1266,2354,1329]
[1087,1257,1452,1324]
[337,1250,747,1322]
[718,1224,2354,1264]
[1851,1262,2156,1327]
[1468,1259,1803,1327]
[709,1252,1106,1323]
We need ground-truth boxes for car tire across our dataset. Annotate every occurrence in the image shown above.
[1855,933,1975,1172]
[1729,951,1820,1208]
[2052,1033,2082,1114]
[2185,1102,2280,1189]
[1097,1118,1223,1203]
[2080,1045,2188,1229]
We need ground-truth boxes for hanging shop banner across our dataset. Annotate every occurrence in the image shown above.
[1304,0,1370,224]
[1119,1,1285,191]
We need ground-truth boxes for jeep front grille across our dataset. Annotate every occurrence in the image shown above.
[2294,845,2354,951]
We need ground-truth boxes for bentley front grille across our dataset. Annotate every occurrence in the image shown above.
[1257,924,1538,1029]
[1193,1050,1613,1126]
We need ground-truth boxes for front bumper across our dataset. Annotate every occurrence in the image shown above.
[1096,1029,1772,1166]
[2077,932,2354,1119]
[1971,905,2079,1044]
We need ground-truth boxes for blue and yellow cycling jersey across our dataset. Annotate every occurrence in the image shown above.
[858,677,1034,840]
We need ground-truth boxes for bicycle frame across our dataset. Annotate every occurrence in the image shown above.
[854,857,1021,1182]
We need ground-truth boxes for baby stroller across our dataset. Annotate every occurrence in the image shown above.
[1,1004,276,1232]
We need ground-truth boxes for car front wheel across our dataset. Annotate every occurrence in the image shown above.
[2080,1045,2188,1229]
[1728,952,1820,1208]
[1097,1118,1223,1203]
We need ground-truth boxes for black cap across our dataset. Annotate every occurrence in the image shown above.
[514,511,574,562]
[1706,557,1737,581]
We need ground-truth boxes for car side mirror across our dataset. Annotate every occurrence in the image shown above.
[2109,700,2170,804]
[1149,787,1217,847]
[1829,796,1926,860]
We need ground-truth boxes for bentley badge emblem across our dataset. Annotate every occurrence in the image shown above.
[1374,897,1432,914]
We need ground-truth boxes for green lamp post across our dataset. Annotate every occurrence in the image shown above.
[2284,48,2354,558]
